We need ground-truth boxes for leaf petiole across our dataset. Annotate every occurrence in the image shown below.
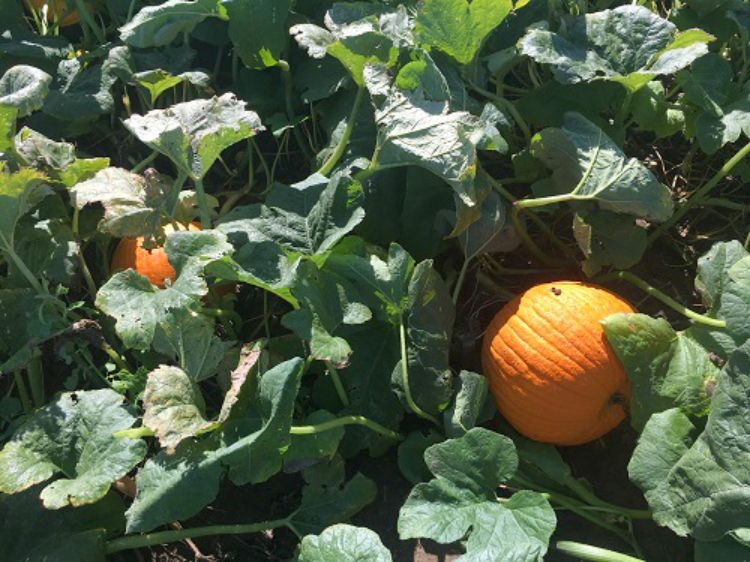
[193,177,212,229]
[289,415,401,441]
[398,320,441,426]
[317,86,366,176]
[599,270,726,328]
[555,541,644,562]
[325,361,350,407]
[104,517,291,555]
[647,139,750,244]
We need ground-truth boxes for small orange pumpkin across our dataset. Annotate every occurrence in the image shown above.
[27,0,83,27]
[111,222,201,288]
[481,281,635,446]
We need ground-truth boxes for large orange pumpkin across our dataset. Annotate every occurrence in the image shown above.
[111,223,200,288]
[481,281,635,446]
[27,0,83,27]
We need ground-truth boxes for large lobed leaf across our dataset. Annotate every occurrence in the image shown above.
[398,428,556,561]
[531,112,674,221]
[603,313,716,430]
[0,389,146,509]
[519,5,712,92]
[125,357,304,532]
[414,0,513,65]
[629,339,750,541]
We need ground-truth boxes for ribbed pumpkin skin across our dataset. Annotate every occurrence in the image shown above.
[481,281,635,446]
[111,223,200,288]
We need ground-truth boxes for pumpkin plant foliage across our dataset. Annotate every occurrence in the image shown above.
[1,0,750,560]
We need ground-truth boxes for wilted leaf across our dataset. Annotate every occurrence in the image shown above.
[123,93,264,180]
[126,357,304,532]
[0,64,52,117]
[70,167,165,238]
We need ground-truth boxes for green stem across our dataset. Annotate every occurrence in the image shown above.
[168,170,188,219]
[118,414,402,441]
[511,206,559,266]
[26,351,44,408]
[252,139,273,192]
[467,82,530,143]
[648,140,750,245]
[0,234,44,294]
[318,86,365,176]
[601,270,726,328]
[104,518,290,555]
[452,258,470,305]
[352,147,381,184]
[73,208,98,298]
[13,370,32,413]
[131,149,158,174]
[278,60,314,165]
[398,321,441,426]
[563,478,651,520]
[194,177,212,229]
[101,342,129,372]
[515,193,574,210]
[512,476,642,552]
[325,361,350,407]
[491,178,573,259]
[73,0,105,44]
[555,541,644,562]
[290,415,401,441]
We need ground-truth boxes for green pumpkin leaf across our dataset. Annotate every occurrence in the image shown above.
[218,173,365,256]
[530,112,674,221]
[688,241,750,357]
[222,0,291,69]
[126,357,304,532]
[297,524,392,562]
[398,428,556,561]
[287,472,378,536]
[0,389,146,509]
[392,260,454,416]
[123,93,264,180]
[282,261,371,367]
[120,0,225,49]
[0,289,68,374]
[573,210,648,276]
[630,341,750,540]
[519,6,712,92]
[415,0,513,65]
[604,313,716,430]
[284,410,345,473]
[0,487,124,562]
